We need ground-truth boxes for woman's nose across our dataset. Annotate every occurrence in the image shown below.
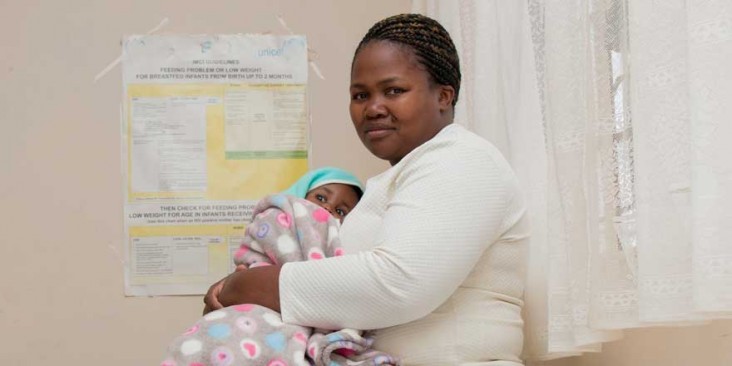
[364,97,387,118]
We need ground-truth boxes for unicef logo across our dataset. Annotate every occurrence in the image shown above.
[256,37,305,58]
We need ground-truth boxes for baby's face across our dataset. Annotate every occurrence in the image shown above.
[305,183,360,222]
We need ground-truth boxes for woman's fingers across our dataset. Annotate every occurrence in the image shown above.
[202,278,226,314]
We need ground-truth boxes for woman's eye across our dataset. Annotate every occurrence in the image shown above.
[351,92,367,101]
[386,87,405,95]
[316,194,326,202]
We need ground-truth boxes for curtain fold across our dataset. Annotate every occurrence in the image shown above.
[413,0,732,360]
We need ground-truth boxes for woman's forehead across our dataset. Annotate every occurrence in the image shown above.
[351,41,428,87]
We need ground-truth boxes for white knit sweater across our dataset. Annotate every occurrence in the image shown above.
[280,124,529,365]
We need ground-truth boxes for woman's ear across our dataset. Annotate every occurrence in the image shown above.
[438,85,455,111]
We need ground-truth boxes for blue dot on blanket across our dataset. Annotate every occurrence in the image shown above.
[327,333,344,342]
[265,332,286,352]
[272,194,286,207]
[207,324,231,339]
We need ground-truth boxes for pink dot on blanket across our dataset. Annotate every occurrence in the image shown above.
[183,324,199,335]
[293,331,307,344]
[313,208,330,222]
[233,304,254,312]
[276,212,292,228]
[240,340,260,359]
[234,247,248,259]
[308,248,324,260]
[210,346,234,366]
[334,248,345,256]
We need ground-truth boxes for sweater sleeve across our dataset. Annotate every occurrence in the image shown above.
[279,141,515,330]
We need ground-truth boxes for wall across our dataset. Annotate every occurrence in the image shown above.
[0,1,407,364]
[3,1,731,365]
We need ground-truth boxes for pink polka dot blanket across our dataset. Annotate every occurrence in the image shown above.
[161,194,400,366]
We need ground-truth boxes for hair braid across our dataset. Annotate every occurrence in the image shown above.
[355,13,461,106]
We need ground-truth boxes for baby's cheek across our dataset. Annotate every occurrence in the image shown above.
[313,208,331,222]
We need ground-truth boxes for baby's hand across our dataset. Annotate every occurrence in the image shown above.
[235,264,247,272]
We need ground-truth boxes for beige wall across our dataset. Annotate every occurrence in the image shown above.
[0,1,406,364]
[3,1,731,365]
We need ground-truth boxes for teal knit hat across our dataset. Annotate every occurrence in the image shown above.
[282,167,364,198]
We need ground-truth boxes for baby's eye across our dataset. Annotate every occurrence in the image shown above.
[335,208,347,217]
[316,194,326,202]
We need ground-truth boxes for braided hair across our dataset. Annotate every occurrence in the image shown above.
[354,13,461,106]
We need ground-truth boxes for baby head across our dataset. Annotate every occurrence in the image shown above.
[305,182,361,222]
[283,167,364,223]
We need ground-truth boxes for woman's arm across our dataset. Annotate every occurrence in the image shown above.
[206,137,520,330]
[279,140,519,330]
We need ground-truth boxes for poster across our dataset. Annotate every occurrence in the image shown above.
[122,35,309,296]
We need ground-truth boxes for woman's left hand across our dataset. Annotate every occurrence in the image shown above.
[202,277,227,315]
[202,265,248,314]
[217,264,283,312]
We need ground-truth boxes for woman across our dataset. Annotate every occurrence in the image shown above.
[206,14,529,365]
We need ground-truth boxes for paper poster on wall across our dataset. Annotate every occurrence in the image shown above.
[122,35,309,296]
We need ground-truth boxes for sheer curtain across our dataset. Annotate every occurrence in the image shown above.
[413,0,732,360]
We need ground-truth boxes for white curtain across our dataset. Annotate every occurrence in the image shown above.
[413,0,732,360]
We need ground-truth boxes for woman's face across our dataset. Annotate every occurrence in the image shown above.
[349,41,453,165]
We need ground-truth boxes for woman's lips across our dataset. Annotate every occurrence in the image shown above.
[365,128,394,139]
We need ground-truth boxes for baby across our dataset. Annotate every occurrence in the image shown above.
[162,167,400,366]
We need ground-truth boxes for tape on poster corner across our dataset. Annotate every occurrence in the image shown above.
[93,17,170,83]
[277,14,325,80]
